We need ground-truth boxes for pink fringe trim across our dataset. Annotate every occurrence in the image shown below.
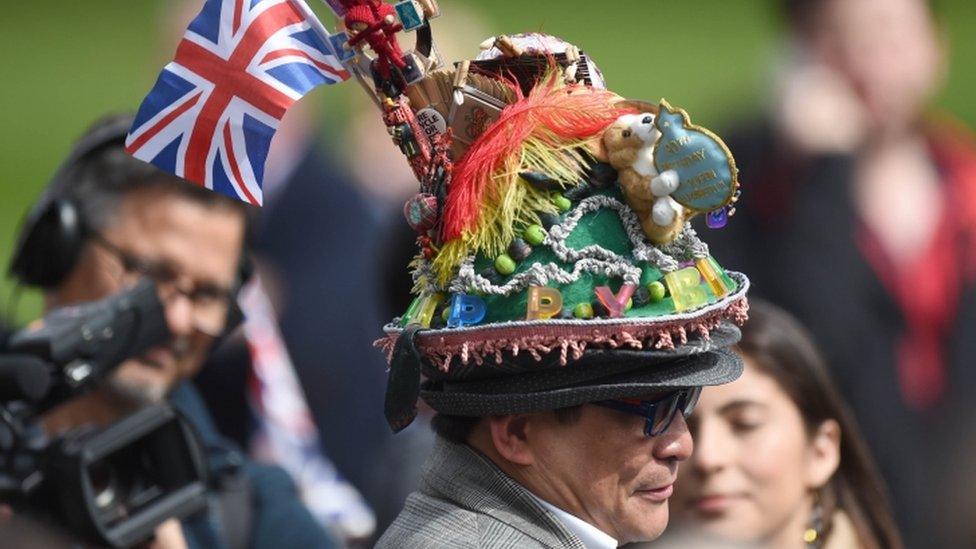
[375,297,749,372]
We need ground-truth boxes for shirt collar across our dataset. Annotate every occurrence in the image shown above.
[527,493,618,549]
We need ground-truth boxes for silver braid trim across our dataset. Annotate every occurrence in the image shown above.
[548,195,679,271]
[659,224,710,261]
[450,195,704,296]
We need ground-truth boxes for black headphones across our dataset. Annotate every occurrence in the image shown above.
[9,116,134,289]
[10,115,253,336]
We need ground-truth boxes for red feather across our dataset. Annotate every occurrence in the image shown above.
[442,79,632,242]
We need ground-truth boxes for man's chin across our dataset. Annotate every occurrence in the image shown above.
[104,375,169,404]
[623,502,669,544]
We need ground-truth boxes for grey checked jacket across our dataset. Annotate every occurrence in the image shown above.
[376,436,587,548]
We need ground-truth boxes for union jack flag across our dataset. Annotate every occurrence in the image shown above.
[126,0,350,205]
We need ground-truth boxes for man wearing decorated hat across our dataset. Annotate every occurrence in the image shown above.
[122,0,749,544]
[369,31,749,548]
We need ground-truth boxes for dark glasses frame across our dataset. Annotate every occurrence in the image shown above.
[593,386,702,437]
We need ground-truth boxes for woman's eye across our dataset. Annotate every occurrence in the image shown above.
[731,419,762,433]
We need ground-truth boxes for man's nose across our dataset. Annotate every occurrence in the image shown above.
[653,412,693,462]
[163,291,196,337]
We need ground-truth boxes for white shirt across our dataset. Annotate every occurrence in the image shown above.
[528,493,619,549]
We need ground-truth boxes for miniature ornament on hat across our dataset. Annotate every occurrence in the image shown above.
[653,99,739,214]
[603,113,691,244]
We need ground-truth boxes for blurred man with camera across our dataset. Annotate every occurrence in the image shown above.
[5,114,335,548]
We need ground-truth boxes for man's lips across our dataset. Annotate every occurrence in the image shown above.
[635,482,674,503]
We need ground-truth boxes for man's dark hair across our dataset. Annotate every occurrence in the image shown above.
[64,114,247,236]
[431,406,584,444]
[430,414,481,444]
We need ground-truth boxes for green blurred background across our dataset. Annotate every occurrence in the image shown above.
[2,0,974,324]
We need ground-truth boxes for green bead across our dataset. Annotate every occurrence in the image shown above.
[625,297,633,311]
[524,224,546,246]
[441,307,451,322]
[552,194,572,212]
[494,254,517,275]
[400,296,422,327]
[647,281,666,302]
[573,303,594,319]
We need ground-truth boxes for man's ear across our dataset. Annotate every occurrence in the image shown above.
[488,414,535,466]
[805,419,841,489]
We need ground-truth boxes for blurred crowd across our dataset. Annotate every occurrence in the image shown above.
[2,0,975,547]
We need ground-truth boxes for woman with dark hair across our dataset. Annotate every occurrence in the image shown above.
[670,300,902,549]
[704,0,976,544]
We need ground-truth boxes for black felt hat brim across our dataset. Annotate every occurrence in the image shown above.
[419,345,743,417]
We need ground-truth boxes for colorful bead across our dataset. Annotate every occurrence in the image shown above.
[647,281,666,302]
[494,254,516,275]
[552,194,572,212]
[710,256,736,290]
[696,256,732,298]
[573,302,594,319]
[403,193,440,232]
[664,268,708,312]
[538,212,561,229]
[632,285,651,306]
[526,286,563,320]
[479,267,503,285]
[400,296,422,327]
[507,238,533,261]
[524,224,546,246]
[414,293,445,328]
[706,207,728,229]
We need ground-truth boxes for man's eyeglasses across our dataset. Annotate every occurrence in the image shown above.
[593,387,702,437]
[91,233,235,336]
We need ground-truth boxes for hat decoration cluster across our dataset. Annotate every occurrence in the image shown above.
[366,26,747,371]
[127,0,747,369]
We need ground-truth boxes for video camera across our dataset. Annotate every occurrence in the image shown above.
[0,279,209,547]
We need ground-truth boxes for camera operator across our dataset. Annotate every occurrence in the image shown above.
[6,114,336,548]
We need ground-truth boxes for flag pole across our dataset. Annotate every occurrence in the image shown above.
[294,0,383,108]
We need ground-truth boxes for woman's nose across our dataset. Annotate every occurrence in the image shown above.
[689,417,731,474]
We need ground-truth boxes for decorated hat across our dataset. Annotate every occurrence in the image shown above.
[120,0,748,433]
[362,27,750,431]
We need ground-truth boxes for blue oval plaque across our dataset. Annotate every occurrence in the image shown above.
[653,99,738,213]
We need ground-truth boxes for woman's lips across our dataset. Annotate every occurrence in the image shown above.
[692,493,743,515]
[636,483,674,503]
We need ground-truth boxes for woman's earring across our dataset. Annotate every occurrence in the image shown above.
[803,492,825,548]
